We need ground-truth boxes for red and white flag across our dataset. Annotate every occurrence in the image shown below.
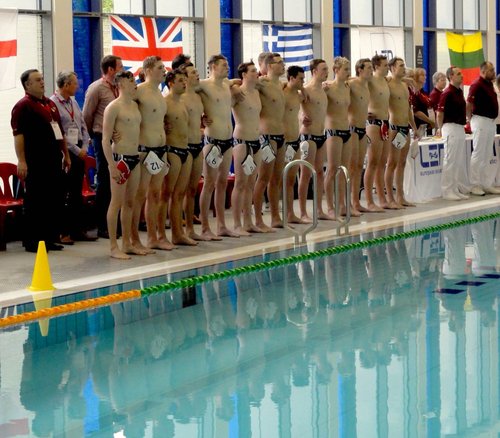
[0,9,17,90]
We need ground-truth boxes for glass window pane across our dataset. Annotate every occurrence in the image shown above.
[436,32,450,77]
[0,0,37,7]
[156,0,194,17]
[0,15,42,164]
[73,0,91,11]
[383,0,401,27]
[284,0,311,22]
[463,0,478,30]
[242,0,272,20]
[103,0,143,14]
[350,0,372,25]
[436,0,453,28]
[242,23,263,66]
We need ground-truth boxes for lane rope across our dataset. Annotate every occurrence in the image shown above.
[1,211,499,328]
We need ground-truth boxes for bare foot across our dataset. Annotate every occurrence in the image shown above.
[245,224,264,233]
[300,215,313,224]
[201,230,223,241]
[383,201,404,210]
[149,239,175,251]
[133,242,156,254]
[172,235,198,246]
[271,218,284,228]
[123,245,149,256]
[110,248,131,260]
[255,223,275,233]
[366,203,385,213]
[217,226,240,238]
[398,198,416,207]
[188,231,211,241]
[353,204,370,213]
[288,215,307,224]
[341,207,361,217]
[318,210,336,221]
[234,226,251,237]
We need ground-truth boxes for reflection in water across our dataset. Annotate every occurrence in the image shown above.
[0,220,499,437]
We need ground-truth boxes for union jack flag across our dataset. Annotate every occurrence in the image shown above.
[110,15,183,75]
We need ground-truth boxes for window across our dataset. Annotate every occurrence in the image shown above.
[156,0,199,17]
[463,0,478,30]
[283,0,311,23]
[0,15,43,164]
[350,0,373,25]
[0,0,38,7]
[102,0,143,14]
[436,0,454,29]
[383,0,402,27]
[242,0,273,21]
[242,23,263,65]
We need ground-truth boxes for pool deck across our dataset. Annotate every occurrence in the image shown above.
[0,196,499,307]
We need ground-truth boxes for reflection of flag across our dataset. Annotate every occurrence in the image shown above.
[446,31,484,85]
[110,15,183,75]
[262,24,313,71]
[0,10,17,90]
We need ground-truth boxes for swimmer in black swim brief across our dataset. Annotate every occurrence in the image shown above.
[325,129,351,144]
[300,133,327,149]
[204,136,233,155]
[168,146,189,164]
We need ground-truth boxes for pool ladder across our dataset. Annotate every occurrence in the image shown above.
[282,161,351,244]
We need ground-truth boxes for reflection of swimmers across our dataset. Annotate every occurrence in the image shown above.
[324,57,353,218]
[298,59,329,222]
[102,71,143,259]
[231,62,262,235]
[283,66,306,223]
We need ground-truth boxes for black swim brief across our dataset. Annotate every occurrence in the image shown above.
[367,118,390,141]
[204,136,233,155]
[260,134,285,150]
[300,133,327,150]
[286,138,301,152]
[138,144,168,159]
[325,129,351,144]
[168,146,189,164]
[350,126,366,140]
[112,153,141,184]
[234,138,261,155]
[389,124,410,136]
[187,142,204,160]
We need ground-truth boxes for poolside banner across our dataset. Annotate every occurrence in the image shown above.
[0,9,17,90]
[262,24,313,71]
[446,31,484,85]
[110,15,183,75]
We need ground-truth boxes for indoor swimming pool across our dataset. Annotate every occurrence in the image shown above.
[0,212,499,437]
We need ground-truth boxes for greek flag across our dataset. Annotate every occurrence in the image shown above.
[262,24,313,71]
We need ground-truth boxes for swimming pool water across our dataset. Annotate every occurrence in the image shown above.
[0,218,499,437]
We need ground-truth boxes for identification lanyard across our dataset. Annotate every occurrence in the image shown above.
[103,77,119,98]
[55,95,75,121]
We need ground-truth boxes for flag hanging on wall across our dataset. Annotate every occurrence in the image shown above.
[446,32,484,85]
[110,15,183,75]
[0,9,17,90]
[262,24,313,71]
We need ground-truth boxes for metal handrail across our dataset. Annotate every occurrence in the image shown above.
[335,165,351,235]
[282,160,318,244]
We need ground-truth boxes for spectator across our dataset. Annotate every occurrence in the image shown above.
[11,69,71,252]
[51,71,97,244]
[466,61,500,195]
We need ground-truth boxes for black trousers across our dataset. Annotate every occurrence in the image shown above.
[92,133,111,233]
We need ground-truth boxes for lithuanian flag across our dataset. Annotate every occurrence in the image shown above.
[446,32,485,85]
